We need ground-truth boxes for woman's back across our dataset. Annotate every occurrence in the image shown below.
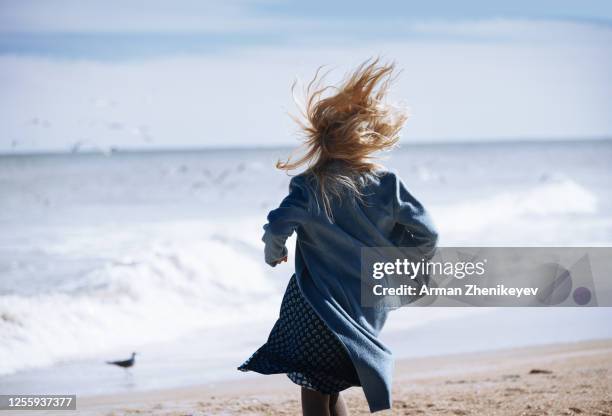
[260,168,437,412]
[265,169,437,274]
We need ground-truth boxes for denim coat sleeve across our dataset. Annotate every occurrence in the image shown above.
[393,175,439,258]
[262,176,310,266]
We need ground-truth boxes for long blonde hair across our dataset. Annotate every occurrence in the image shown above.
[277,58,407,219]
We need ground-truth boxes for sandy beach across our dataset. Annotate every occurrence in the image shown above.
[34,339,607,416]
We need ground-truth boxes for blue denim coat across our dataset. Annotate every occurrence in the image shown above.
[262,169,438,412]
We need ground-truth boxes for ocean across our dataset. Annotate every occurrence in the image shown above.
[1,139,611,395]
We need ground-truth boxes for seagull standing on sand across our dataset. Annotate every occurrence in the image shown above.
[106,352,137,369]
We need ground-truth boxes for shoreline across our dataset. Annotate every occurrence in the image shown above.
[64,339,612,415]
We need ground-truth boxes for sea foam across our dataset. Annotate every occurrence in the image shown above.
[0,222,278,375]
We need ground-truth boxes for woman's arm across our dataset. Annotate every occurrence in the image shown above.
[262,176,310,266]
[393,175,438,258]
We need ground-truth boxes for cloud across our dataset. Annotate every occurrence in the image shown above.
[413,18,612,42]
[3,0,612,41]
[1,20,610,153]
[1,2,611,152]
[1,15,611,61]
[0,0,258,33]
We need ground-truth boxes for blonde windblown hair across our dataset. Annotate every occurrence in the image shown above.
[277,58,408,219]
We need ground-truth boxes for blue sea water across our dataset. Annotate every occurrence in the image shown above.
[0,139,611,395]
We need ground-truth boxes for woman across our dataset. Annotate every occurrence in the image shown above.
[238,58,438,415]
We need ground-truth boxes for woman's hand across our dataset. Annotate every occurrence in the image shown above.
[272,256,288,266]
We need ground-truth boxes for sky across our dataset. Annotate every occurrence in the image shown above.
[0,0,611,152]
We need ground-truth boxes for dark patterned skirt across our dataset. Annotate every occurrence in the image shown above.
[238,275,360,394]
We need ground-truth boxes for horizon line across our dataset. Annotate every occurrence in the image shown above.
[1,136,611,158]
